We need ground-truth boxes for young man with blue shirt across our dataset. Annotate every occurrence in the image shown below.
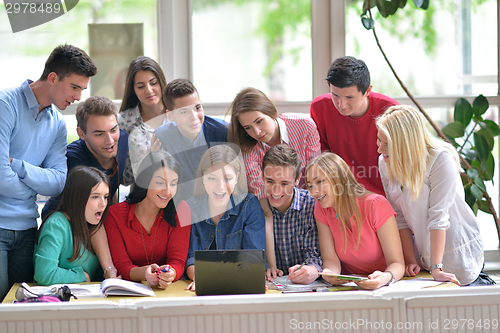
[154,78,227,200]
[0,44,97,301]
[263,145,322,285]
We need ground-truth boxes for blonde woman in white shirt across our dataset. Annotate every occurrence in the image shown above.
[376,105,494,286]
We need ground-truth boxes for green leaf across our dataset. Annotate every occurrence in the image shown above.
[474,177,487,193]
[420,0,430,9]
[473,94,489,117]
[361,16,375,30]
[481,153,495,181]
[472,202,479,215]
[441,121,464,139]
[464,187,476,208]
[454,98,473,127]
[467,168,479,180]
[470,184,483,200]
[476,200,491,214]
[376,0,388,17]
[398,0,408,8]
[482,120,500,136]
[477,128,494,151]
[361,0,377,16]
[474,132,490,162]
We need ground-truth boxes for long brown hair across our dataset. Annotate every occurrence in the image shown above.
[38,166,110,262]
[226,87,279,152]
[119,56,167,112]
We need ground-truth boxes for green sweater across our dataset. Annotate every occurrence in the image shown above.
[34,212,100,285]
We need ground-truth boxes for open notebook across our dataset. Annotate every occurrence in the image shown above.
[27,278,155,298]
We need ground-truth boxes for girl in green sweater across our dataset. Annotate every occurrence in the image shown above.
[34,166,110,285]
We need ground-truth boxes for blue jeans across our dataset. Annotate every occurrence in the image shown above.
[0,227,36,301]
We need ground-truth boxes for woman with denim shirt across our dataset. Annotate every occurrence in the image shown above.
[185,144,266,291]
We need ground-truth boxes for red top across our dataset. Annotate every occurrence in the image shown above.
[315,194,396,275]
[104,201,191,281]
[310,92,398,195]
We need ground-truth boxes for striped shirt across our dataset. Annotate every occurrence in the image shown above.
[271,188,322,272]
[242,113,321,200]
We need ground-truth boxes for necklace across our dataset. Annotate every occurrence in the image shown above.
[140,214,159,265]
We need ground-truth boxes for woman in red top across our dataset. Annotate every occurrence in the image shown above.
[105,151,191,289]
[306,152,404,290]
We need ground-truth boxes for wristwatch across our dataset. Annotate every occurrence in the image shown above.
[430,263,444,271]
[385,270,395,286]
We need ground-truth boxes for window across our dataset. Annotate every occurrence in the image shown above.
[345,0,498,97]
[191,0,313,103]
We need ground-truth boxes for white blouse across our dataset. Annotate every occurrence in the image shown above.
[118,106,169,185]
[379,147,483,285]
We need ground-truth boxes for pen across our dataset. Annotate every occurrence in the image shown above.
[293,256,311,272]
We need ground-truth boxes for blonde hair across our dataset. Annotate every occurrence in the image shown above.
[305,152,368,251]
[193,144,247,197]
[376,105,460,200]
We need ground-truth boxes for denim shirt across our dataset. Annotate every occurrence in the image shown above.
[185,193,266,268]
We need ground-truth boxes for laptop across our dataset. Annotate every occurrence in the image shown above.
[194,249,266,296]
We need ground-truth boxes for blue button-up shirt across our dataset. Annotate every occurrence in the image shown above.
[0,80,67,230]
[271,187,322,272]
[185,193,266,268]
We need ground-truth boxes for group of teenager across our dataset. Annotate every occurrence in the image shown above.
[0,44,494,302]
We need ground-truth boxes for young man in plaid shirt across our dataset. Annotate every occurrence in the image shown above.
[263,144,321,284]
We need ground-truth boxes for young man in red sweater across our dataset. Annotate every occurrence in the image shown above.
[310,56,399,195]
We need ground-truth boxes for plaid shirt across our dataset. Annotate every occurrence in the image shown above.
[271,188,322,272]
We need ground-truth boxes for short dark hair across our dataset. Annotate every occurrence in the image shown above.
[262,144,301,181]
[162,78,198,111]
[119,56,167,112]
[127,150,182,227]
[76,96,117,134]
[326,56,371,94]
[40,44,97,81]
[38,166,110,263]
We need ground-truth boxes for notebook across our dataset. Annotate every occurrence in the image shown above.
[194,249,266,296]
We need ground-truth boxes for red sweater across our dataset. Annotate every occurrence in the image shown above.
[310,92,398,195]
[104,201,191,281]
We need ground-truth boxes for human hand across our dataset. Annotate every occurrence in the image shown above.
[288,265,319,285]
[186,280,196,292]
[266,267,283,281]
[104,266,118,279]
[145,264,160,286]
[150,134,161,152]
[405,263,420,277]
[157,265,176,289]
[431,269,460,285]
[356,270,391,290]
[84,271,90,282]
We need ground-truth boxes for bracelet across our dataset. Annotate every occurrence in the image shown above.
[104,266,115,275]
[430,263,443,271]
[385,270,395,286]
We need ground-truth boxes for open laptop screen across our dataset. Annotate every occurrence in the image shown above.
[194,249,266,296]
